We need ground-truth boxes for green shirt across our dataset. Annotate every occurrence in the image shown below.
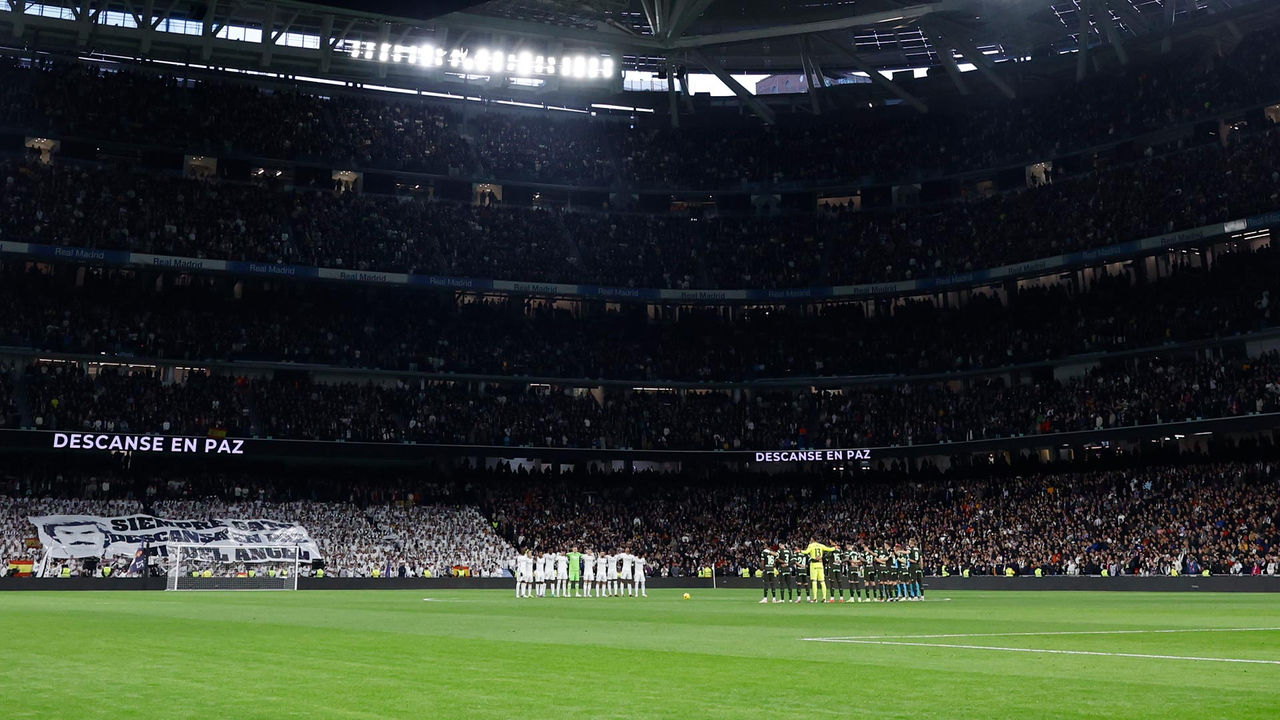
[567,552,582,574]
[761,549,777,569]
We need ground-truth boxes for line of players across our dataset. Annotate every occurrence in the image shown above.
[760,541,924,603]
[514,548,648,598]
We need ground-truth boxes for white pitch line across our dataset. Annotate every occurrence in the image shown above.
[802,626,1280,642]
[802,639,1280,665]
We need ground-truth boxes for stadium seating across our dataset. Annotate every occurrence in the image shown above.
[3,462,1277,578]
[1,245,1276,380]
[14,353,1280,448]
[2,122,1278,289]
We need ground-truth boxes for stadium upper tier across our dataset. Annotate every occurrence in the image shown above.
[3,462,1278,578]
[1,244,1276,381]
[7,352,1280,449]
[2,28,1279,190]
[2,120,1278,291]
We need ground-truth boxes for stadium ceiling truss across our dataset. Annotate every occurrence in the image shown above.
[0,0,1273,124]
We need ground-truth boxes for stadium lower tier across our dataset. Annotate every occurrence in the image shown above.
[2,243,1277,380]
[2,119,1278,289]
[5,350,1280,448]
[3,462,1277,580]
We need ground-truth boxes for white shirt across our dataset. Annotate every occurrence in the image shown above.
[633,556,647,578]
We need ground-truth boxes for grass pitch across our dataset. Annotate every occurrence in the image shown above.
[1,589,1278,719]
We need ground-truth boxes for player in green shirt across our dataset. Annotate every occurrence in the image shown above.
[791,546,810,603]
[777,544,796,602]
[827,546,849,602]
[759,544,780,604]
[849,547,868,603]
[567,548,583,598]
[874,544,891,602]
[909,540,924,600]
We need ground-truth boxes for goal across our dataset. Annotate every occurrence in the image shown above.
[165,543,302,591]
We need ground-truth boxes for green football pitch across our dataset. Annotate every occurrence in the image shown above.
[1,589,1278,719]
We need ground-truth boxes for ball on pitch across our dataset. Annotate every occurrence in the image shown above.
[682,592,691,600]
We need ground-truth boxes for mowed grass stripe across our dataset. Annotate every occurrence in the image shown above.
[1,589,1278,719]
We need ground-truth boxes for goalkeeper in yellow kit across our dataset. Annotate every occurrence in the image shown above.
[799,538,839,602]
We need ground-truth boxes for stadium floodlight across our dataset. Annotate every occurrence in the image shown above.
[341,39,606,81]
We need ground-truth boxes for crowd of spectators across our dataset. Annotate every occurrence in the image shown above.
[471,113,614,185]
[2,117,1278,289]
[0,360,16,428]
[3,461,1276,579]
[25,362,249,436]
[0,493,513,578]
[618,31,1280,188]
[2,244,1276,380]
[487,462,1280,578]
[10,351,1280,448]
[3,28,1279,188]
[0,61,471,174]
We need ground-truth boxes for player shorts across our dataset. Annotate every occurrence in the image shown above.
[569,569,580,581]
[809,564,825,583]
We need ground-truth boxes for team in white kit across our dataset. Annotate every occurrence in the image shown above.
[514,548,647,598]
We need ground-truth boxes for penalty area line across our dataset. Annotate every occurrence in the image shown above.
[799,638,1280,665]
[802,626,1280,642]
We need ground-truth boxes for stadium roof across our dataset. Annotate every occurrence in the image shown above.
[304,0,1272,72]
[2,0,1276,121]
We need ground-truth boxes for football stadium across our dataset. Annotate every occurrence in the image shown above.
[1,0,1280,717]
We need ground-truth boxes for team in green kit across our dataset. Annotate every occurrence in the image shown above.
[759,539,924,603]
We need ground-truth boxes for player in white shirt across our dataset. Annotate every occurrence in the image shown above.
[632,553,648,597]
[555,553,568,598]
[515,550,533,598]
[618,552,634,596]
[596,554,610,597]
[606,553,620,597]
[535,554,547,597]
[582,550,596,597]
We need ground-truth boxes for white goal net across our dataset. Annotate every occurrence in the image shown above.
[166,544,302,591]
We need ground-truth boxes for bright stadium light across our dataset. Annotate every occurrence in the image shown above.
[342,39,608,81]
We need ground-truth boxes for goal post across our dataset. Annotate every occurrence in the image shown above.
[166,543,302,591]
